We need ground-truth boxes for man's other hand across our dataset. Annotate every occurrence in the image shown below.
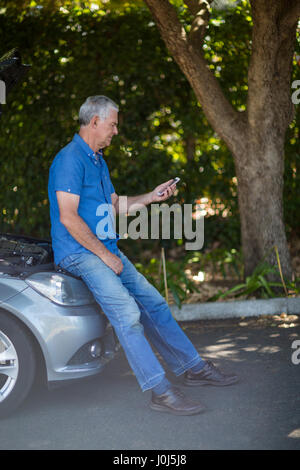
[101,251,123,275]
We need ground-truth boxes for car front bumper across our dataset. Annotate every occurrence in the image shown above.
[0,280,119,383]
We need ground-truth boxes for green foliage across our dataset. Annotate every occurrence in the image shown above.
[135,246,244,308]
[135,247,299,308]
[134,240,300,307]
[208,260,300,301]
[192,247,243,280]
[135,255,200,308]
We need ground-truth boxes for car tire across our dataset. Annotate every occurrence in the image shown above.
[0,312,36,418]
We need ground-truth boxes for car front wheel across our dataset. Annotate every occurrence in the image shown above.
[0,312,36,418]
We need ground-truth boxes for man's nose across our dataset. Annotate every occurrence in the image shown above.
[114,126,118,135]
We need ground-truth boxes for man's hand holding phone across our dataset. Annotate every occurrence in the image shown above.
[151,177,180,203]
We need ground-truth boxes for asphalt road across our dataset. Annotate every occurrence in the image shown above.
[0,315,300,450]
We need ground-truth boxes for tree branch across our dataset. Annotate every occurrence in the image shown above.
[184,1,215,46]
[144,0,245,154]
[144,0,188,57]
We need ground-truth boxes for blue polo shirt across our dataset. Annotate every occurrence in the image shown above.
[48,133,119,265]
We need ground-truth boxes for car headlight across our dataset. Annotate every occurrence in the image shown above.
[25,272,95,306]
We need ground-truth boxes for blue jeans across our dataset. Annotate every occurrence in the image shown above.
[59,249,202,391]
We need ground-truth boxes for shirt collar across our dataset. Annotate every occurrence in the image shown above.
[73,133,103,162]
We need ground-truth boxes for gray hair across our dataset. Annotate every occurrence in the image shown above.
[79,95,119,126]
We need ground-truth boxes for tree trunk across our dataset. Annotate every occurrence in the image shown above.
[240,0,297,278]
[234,139,292,279]
[144,0,299,281]
[185,135,196,161]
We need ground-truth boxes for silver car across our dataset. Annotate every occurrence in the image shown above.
[0,233,118,418]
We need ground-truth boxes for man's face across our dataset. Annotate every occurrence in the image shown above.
[94,108,118,149]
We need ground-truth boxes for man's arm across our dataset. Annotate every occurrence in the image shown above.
[111,179,177,214]
[56,191,123,274]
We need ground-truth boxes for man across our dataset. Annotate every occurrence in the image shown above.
[48,95,238,416]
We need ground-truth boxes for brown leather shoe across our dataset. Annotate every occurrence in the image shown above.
[184,361,238,387]
[150,386,205,416]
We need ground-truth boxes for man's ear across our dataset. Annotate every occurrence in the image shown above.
[90,115,98,128]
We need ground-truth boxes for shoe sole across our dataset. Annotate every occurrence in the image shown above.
[184,377,239,387]
[149,403,205,416]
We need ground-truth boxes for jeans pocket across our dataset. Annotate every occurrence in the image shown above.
[59,253,82,274]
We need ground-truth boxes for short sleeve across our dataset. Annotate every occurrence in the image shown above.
[52,150,84,196]
[101,157,115,195]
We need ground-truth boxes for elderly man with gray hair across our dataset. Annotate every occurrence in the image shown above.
[48,95,238,416]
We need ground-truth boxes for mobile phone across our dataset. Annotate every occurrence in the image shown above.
[157,177,181,196]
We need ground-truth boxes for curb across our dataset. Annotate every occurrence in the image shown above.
[170,297,300,321]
